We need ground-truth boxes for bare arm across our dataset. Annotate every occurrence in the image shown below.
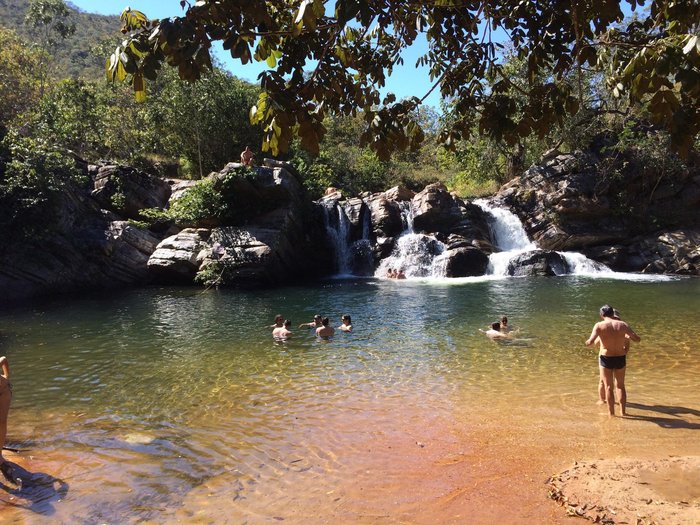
[626,325,641,343]
[0,356,8,380]
[585,324,600,346]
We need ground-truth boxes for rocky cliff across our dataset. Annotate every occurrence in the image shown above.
[496,151,700,274]
[3,147,698,303]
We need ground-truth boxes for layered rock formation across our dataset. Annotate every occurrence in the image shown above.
[0,162,167,302]
[497,151,700,274]
[149,161,331,287]
[3,146,698,303]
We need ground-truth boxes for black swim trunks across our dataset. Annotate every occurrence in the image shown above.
[599,354,626,369]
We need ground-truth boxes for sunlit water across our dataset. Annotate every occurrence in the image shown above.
[1,276,699,523]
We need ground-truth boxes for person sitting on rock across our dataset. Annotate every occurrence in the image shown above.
[240,146,254,166]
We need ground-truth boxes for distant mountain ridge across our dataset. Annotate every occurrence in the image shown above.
[0,0,121,79]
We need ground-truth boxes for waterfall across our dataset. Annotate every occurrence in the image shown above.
[474,199,612,276]
[558,252,612,275]
[323,200,374,276]
[374,202,447,278]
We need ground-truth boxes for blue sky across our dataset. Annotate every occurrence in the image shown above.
[69,0,442,107]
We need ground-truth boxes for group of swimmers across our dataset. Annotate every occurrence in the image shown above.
[270,314,352,340]
[385,268,406,279]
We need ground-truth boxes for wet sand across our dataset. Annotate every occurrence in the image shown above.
[3,393,699,524]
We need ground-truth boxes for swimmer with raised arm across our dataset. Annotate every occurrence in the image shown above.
[300,315,323,329]
[270,314,284,329]
[585,305,641,417]
[480,322,509,340]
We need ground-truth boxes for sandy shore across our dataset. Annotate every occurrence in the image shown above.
[548,456,700,525]
[1,394,700,523]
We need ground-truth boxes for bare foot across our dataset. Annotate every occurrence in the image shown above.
[597,400,606,405]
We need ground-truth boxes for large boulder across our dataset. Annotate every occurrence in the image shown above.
[411,183,464,233]
[149,163,332,286]
[148,229,210,282]
[506,250,570,276]
[439,247,490,277]
[0,177,164,303]
[383,185,415,202]
[91,164,171,220]
[584,228,700,274]
[498,149,700,274]
[367,194,404,238]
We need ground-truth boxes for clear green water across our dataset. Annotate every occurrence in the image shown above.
[1,276,699,523]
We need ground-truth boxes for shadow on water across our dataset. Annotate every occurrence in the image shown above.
[625,402,700,429]
[0,461,69,515]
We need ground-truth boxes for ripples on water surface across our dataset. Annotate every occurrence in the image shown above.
[1,276,699,523]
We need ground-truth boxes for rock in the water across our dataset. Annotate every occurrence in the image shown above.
[439,247,490,277]
[506,250,570,276]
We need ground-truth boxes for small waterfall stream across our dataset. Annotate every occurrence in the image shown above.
[474,199,612,276]
[374,202,448,278]
[324,196,611,280]
[323,200,374,276]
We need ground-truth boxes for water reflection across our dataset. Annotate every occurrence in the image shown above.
[0,277,699,522]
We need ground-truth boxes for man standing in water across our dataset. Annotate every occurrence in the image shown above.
[586,305,641,417]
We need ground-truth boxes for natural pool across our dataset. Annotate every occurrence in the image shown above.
[1,275,699,524]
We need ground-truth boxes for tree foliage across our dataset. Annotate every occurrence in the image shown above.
[24,0,76,95]
[0,28,44,128]
[110,1,700,159]
[143,67,262,178]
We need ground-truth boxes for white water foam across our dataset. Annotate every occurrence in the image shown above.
[474,199,614,277]
[374,201,448,279]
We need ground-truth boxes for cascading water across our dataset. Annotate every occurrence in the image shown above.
[323,200,374,276]
[374,201,448,278]
[474,199,612,276]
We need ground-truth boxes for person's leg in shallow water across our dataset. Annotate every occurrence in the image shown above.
[0,356,11,468]
[600,364,616,417]
[613,366,627,416]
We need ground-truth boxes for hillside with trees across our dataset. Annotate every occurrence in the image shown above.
[1,0,698,256]
[0,0,120,79]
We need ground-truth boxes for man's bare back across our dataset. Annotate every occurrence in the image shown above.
[586,318,640,356]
